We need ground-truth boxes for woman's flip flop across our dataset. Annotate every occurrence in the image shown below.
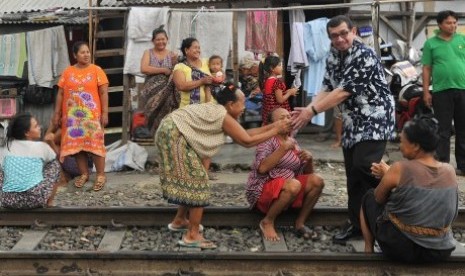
[74,174,89,188]
[93,174,106,191]
[178,237,217,249]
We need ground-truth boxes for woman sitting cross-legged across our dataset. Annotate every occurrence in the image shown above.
[246,107,324,241]
[361,114,458,263]
[0,113,61,209]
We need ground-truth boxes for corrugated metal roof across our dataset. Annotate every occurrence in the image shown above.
[0,0,229,24]
[122,0,221,4]
[0,0,225,14]
[0,10,89,25]
[0,0,123,14]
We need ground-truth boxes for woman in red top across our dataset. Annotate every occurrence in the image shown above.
[259,56,299,125]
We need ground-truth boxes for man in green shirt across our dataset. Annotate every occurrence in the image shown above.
[422,10,465,176]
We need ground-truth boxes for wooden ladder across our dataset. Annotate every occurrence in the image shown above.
[92,9,130,144]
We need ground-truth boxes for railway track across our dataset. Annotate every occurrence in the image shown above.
[1,207,465,275]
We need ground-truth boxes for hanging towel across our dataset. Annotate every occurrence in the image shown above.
[194,12,233,67]
[245,11,277,54]
[124,7,169,75]
[288,10,307,75]
[167,11,196,55]
[302,18,331,126]
[0,33,27,78]
[26,26,70,88]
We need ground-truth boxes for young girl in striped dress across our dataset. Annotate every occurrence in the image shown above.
[259,55,299,125]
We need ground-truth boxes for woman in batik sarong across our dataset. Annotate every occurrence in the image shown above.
[173,37,216,178]
[172,37,213,108]
[155,83,292,249]
[139,25,179,136]
[52,41,109,192]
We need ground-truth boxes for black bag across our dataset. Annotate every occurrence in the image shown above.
[23,85,55,105]
[133,126,152,139]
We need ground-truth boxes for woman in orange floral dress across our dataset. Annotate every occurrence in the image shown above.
[52,41,109,191]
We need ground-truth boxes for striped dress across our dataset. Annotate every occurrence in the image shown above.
[246,136,305,207]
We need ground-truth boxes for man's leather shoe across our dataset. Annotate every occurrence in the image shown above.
[333,222,361,244]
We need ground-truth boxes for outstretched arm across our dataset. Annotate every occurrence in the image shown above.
[291,87,350,130]
[222,114,290,148]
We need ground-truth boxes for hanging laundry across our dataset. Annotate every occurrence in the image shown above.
[27,26,70,88]
[167,11,196,56]
[302,17,331,126]
[124,7,169,75]
[245,11,277,54]
[194,12,233,67]
[287,9,308,75]
[0,32,27,79]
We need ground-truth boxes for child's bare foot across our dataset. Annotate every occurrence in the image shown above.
[259,220,280,241]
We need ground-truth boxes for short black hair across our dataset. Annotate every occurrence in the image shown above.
[209,55,223,65]
[72,41,89,55]
[437,10,457,24]
[327,15,354,34]
[403,114,439,153]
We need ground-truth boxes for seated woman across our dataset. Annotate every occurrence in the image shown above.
[246,108,324,241]
[0,113,61,209]
[361,115,458,263]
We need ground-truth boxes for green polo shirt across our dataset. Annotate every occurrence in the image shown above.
[421,32,465,93]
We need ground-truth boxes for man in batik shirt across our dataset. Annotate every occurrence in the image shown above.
[292,15,395,243]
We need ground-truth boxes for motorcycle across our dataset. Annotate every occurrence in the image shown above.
[388,60,432,133]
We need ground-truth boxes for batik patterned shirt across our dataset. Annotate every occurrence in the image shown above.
[322,40,395,149]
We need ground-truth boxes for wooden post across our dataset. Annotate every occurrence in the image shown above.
[232,11,239,85]
[88,0,93,58]
[371,2,381,57]
[122,74,131,144]
[406,2,416,55]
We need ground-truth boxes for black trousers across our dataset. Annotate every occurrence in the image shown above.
[432,89,465,170]
[343,140,386,229]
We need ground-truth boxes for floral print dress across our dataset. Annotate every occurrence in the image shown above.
[57,64,109,162]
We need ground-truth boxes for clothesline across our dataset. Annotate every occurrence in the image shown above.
[79,0,440,12]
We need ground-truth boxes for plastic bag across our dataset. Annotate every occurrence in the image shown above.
[103,140,148,172]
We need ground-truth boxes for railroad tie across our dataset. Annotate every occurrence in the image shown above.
[97,230,126,252]
[11,230,47,251]
[452,240,465,256]
[262,230,288,252]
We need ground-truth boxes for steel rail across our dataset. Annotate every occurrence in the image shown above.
[0,251,465,275]
[1,206,465,228]
[0,206,348,227]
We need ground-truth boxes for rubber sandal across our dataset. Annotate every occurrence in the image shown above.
[74,174,89,188]
[295,225,317,240]
[168,223,204,232]
[178,237,217,249]
[93,175,106,191]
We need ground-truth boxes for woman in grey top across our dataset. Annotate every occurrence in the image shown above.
[361,115,458,263]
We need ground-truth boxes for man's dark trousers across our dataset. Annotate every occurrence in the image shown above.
[432,89,465,171]
[343,140,387,230]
